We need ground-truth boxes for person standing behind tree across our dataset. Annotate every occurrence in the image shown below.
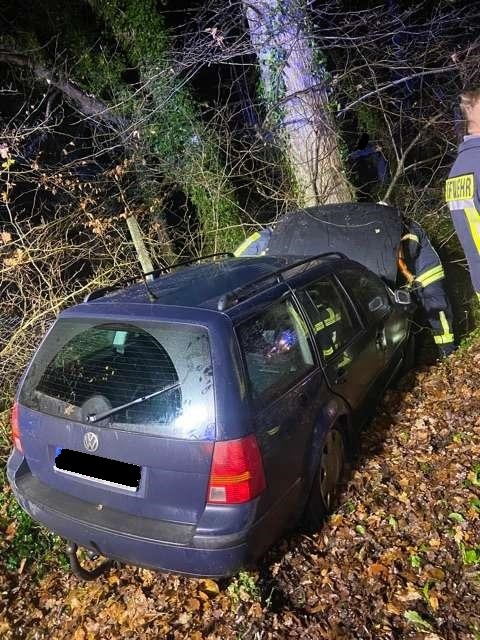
[349,133,389,202]
[445,83,480,301]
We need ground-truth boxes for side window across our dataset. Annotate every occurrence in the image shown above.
[237,299,314,405]
[299,277,360,361]
[338,268,391,323]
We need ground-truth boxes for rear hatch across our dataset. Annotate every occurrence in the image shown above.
[266,203,402,286]
[17,314,215,525]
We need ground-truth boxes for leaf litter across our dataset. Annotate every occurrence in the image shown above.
[1,345,479,639]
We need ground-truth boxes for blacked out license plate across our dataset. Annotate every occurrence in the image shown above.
[54,448,140,490]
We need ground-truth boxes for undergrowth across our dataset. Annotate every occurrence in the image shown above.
[0,466,68,579]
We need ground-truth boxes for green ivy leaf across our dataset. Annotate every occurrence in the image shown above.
[470,498,480,511]
[467,463,480,487]
[470,623,480,640]
[404,610,433,631]
[464,548,480,565]
[422,580,434,602]
[410,554,422,568]
[1,158,14,170]
[448,512,465,524]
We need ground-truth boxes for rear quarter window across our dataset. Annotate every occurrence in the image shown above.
[236,299,314,406]
[20,319,215,440]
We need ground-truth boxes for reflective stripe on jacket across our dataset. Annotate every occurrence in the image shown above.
[233,228,272,257]
[434,311,454,345]
[399,220,454,349]
[400,220,445,290]
[445,135,480,295]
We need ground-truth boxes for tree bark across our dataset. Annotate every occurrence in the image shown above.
[243,0,353,205]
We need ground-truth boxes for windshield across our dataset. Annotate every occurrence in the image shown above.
[19,319,215,440]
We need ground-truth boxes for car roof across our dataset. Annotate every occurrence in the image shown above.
[82,255,354,313]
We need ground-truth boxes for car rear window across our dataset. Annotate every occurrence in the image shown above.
[19,319,215,440]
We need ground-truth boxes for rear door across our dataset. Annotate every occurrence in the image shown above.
[295,273,384,412]
[18,315,217,525]
[236,296,325,521]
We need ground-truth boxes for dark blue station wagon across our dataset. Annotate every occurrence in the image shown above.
[7,253,411,579]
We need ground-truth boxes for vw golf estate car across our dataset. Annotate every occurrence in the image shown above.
[7,252,412,579]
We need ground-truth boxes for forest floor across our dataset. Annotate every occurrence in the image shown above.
[0,343,479,640]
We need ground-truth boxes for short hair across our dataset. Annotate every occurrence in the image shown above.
[357,133,369,150]
[460,78,480,103]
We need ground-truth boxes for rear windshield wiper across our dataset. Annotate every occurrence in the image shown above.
[86,382,181,423]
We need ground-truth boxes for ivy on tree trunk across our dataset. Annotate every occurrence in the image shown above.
[243,0,353,205]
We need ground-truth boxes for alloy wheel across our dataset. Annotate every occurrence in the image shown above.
[319,428,344,510]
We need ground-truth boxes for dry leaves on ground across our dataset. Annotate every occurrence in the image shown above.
[0,345,479,639]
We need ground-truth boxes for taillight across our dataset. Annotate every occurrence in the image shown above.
[207,434,266,504]
[11,402,23,453]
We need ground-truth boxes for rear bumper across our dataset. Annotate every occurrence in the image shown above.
[6,451,254,578]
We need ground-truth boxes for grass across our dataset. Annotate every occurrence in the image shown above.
[0,411,68,579]
[0,474,68,577]
[458,295,480,350]
[459,324,480,350]
[227,571,261,606]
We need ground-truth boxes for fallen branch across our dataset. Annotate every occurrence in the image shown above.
[0,51,127,129]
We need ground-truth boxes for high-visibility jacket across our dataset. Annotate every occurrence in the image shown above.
[445,134,480,299]
[233,228,272,257]
[398,220,455,355]
[398,220,446,291]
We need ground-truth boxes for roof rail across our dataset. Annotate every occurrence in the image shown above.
[84,252,234,303]
[217,251,347,311]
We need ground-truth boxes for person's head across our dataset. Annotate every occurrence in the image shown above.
[459,83,480,134]
[357,133,370,150]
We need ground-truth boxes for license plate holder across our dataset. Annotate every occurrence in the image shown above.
[54,448,141,491]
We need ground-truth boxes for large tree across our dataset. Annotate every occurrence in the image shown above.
[243,0,353,205]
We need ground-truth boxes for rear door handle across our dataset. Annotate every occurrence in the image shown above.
[333,366,347,385]
[299,392,309,406]
[376,328,387,350]
[266,426,280,437]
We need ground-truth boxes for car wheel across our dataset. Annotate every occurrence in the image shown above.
[402,330,416,371]
[303,425,345,531]
[394,330,416,384]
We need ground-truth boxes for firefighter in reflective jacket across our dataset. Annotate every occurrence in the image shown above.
[445,84,480,301]
[398,220,455,358]
[233,228,272,256]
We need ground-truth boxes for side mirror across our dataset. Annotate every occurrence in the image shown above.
[394,289,412,305]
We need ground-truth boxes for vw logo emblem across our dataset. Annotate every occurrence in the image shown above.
[84,431,99,452]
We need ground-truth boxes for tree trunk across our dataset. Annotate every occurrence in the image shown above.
[243,0,353,205]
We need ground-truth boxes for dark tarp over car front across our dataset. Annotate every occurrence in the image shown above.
[266,203,402,286]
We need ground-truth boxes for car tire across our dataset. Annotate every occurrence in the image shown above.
[302,424,345,532]
[401,330,416,374]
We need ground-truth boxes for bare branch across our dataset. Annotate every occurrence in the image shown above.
[0,51,126,129]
